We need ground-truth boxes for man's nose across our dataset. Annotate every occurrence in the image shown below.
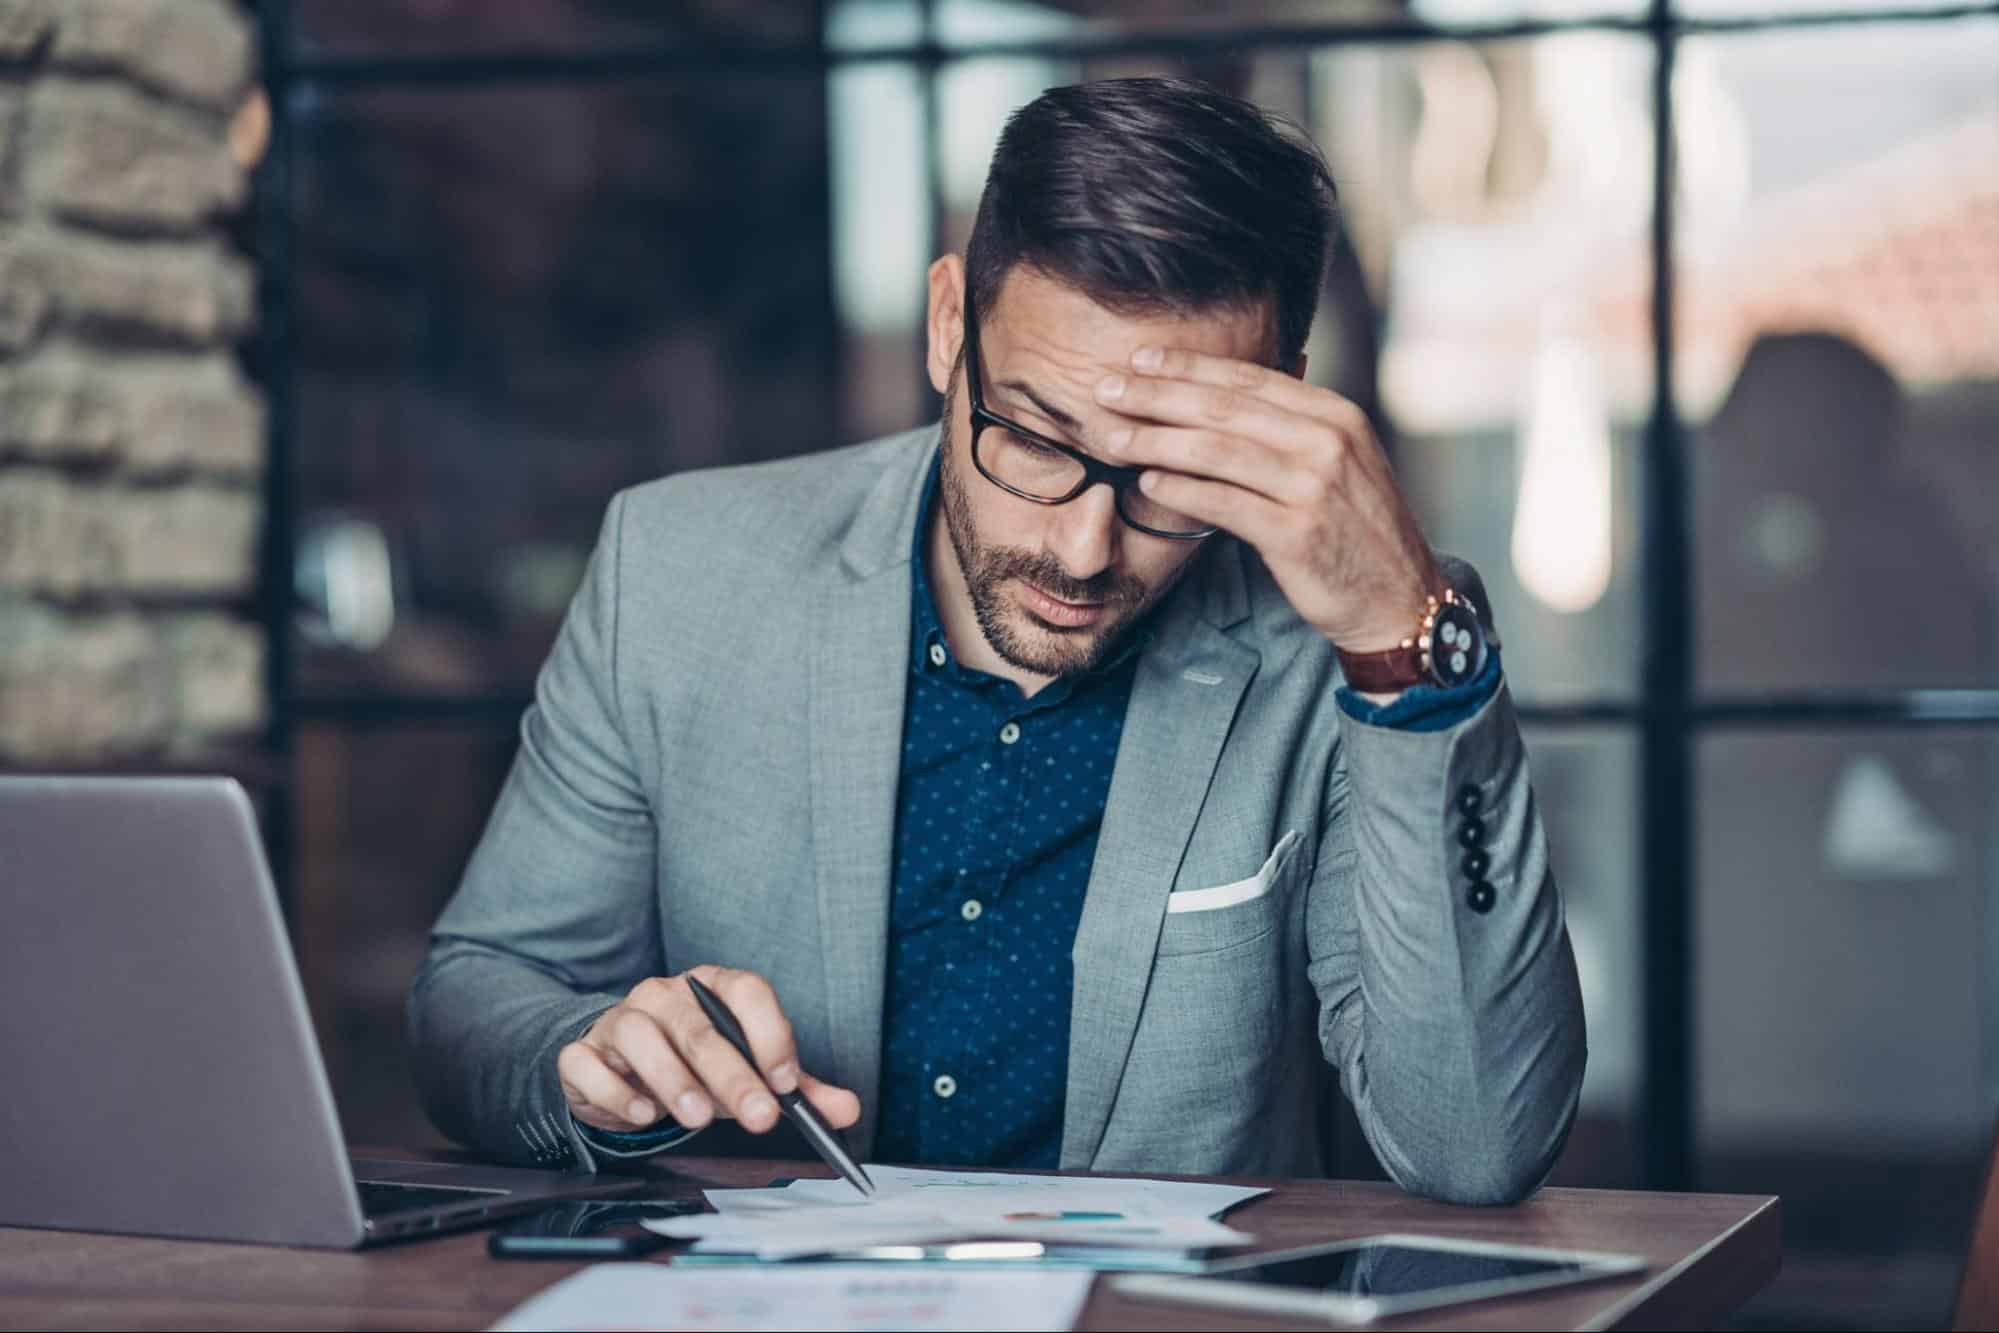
[1045,482,1121,582]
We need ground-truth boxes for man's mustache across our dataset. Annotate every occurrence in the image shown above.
[979,548,1146,611]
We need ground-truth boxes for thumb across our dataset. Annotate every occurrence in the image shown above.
[796,1071,863,1130]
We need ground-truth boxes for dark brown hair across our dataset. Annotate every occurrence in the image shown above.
[964,76,1341,369]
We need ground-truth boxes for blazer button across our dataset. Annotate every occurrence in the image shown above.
[1456,817,1485,848]
[1455,783,1482,816]
[1466,881,1496,913]
[1461,848,1490,880]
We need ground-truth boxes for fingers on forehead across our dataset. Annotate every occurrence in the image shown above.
[1150,345,1278,390]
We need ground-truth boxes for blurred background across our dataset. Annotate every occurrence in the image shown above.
[0,0,1994,1326]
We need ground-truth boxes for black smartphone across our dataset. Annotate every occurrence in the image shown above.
[487,1198,706,1259]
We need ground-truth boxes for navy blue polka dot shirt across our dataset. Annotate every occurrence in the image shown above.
[872,457,1146,1170]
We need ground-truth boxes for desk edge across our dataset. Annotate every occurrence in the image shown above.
[1580,1195,1782,1332]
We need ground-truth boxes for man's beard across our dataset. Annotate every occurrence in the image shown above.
[936,388,1174,678]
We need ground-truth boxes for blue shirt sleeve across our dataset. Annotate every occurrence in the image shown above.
[573,1118,700,1159]
[1336,647,1503,733]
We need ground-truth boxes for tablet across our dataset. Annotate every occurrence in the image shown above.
[1111,1233,1647,1324]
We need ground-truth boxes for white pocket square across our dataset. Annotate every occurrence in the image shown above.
[1166,830,1300,915]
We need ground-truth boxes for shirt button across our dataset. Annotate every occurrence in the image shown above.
[928,643,947,668]
[960,898,983,921]
[998,722,1021,745]
[933,1074,958,1099]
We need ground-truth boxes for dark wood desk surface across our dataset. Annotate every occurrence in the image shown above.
[0,1152,1778,1332]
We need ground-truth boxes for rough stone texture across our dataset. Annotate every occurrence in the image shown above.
[0,233,50,350]
[0,0,52,61]
[0,349,264,475]
[39,229,254,345]
[0,88,26,216]
[115,482,259,596]
[0,599,175,759]
[26,80,246,231]
[0,351,122,463]
[165,611,264,737]
[49,0,253,113]
[0,3,265,760]
[0,468,257,598]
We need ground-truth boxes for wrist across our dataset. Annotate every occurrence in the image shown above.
[1335,586,1489,694]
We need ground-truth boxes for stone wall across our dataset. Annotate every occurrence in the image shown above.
[0,0,263,762]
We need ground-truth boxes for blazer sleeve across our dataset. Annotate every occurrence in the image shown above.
[1305,676,1588,1204]
[405,490,668,1171]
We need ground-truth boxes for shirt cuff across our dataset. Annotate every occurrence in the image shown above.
[1337,647,1503,733]
[573,1116,703,1159]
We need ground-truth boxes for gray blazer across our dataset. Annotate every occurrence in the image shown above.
[408,427,1585,1204]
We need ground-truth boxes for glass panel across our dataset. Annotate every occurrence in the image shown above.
[1677,0,1978,19]
[1526,727,1642,1188]
[291,77,839,698]
[292,0,814,60]
[1310,35,1655,702]
[292,723,521,1146]
[1698,728,1997,1328]
[1682,21,1999,694]
[829,31,934,441]
[894,0,1654,47]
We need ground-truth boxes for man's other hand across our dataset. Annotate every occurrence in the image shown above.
[556,965,862,1135]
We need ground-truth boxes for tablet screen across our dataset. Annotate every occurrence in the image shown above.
[1210,1243,1592,1298]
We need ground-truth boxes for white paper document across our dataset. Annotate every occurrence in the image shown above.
[490,1263,1094,1332]
[642,1163,1266,1262]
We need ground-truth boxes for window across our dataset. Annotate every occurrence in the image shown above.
[258,4,1999,1324]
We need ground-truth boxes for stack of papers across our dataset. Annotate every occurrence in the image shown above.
[492,1264,1095,1332]
[642,1164,1266,1270]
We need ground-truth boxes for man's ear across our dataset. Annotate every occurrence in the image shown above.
[925,255,966,396]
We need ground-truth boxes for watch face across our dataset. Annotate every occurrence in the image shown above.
[1428,603,1484,687]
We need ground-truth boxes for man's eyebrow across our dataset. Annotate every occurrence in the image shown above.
[995,377,1084,436]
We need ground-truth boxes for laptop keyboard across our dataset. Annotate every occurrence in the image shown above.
[355,1180,508,1217]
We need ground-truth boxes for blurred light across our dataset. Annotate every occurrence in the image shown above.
[826,1,1069,334]
[1408,45,1499,221]
[495,543,588,620]
[934,3,1072,214]
[1822,754,1957,880]
[1511,332,1615,614]
[827,6,927,334]
[229,87,270,171]
[1745,492,1825,579]
[297,517,396,652]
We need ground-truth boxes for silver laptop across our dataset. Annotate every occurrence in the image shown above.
[0,775,643,1247]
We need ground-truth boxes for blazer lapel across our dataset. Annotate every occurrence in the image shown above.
[808,432,932,1158]
[1061,542,1260,1168]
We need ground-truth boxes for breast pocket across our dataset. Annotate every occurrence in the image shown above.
[1156,830,1303,957]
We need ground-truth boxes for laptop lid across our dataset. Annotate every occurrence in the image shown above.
[0,776,366,1247]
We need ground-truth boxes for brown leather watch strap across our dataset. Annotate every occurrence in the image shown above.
[1335,590,1469,692]
[1335,638,1429,692]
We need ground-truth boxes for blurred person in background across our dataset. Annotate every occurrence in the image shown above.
[408,76,1584,1202]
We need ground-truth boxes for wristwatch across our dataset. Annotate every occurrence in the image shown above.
[1336,588,1489,693]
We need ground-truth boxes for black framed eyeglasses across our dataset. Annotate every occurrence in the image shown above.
[960,283,1216,541]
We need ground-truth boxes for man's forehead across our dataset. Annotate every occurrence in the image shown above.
[984,267,1278,368]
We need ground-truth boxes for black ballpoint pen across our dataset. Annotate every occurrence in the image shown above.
[684,974,877,1198]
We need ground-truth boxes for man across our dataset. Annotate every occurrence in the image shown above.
[409,77,1584,1204]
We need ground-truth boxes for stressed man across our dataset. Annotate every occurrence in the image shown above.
[408,77,1585,1204]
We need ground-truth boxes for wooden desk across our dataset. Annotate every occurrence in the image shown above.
[0,1153,1778,1331]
